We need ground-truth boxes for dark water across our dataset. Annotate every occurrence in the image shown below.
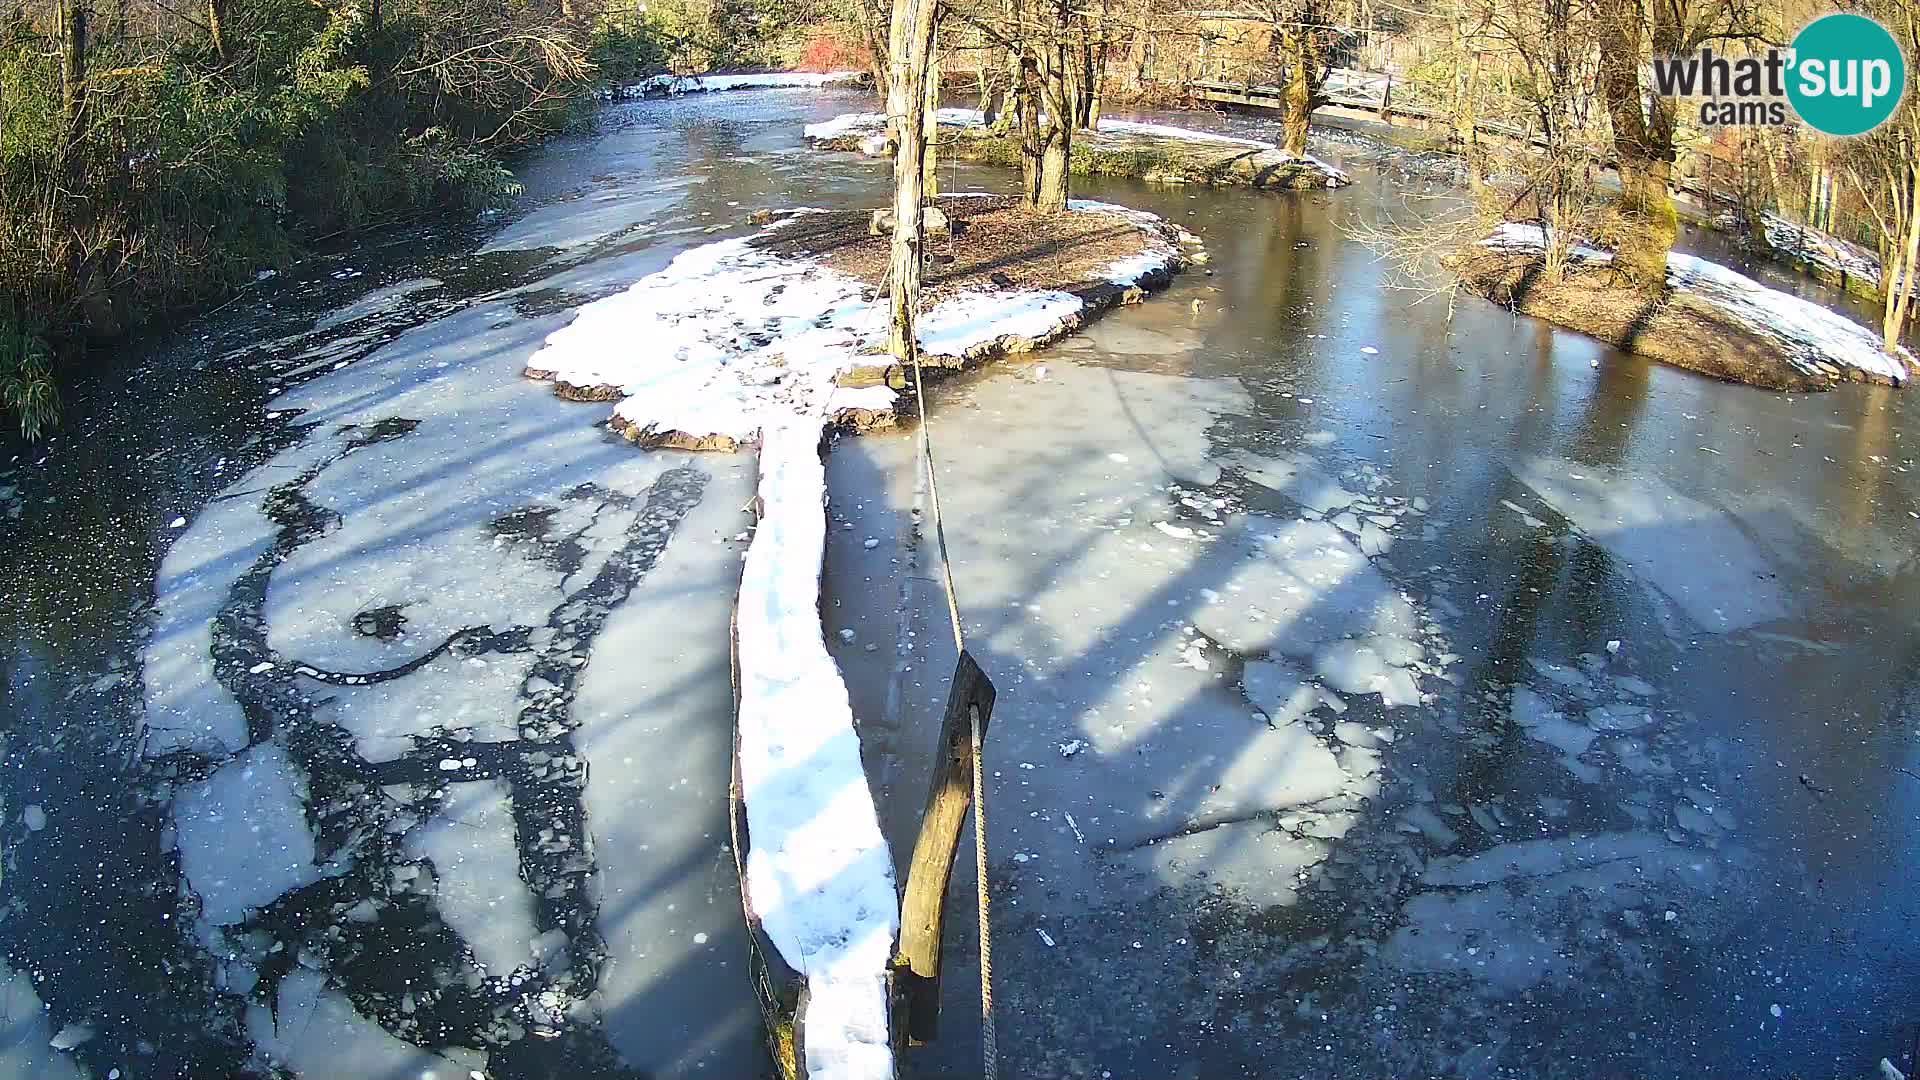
[0,88,1914,1079]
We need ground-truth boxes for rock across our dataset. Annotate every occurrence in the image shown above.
[868,205,950,238]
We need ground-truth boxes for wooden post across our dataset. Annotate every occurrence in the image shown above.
[893,650,995,1044]
[886,0,940,359]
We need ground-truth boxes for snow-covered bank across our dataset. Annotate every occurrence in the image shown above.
[526,227,891,448]
[524,200,1195,447]
[599,70,864,100]
[736,421,898,1080]
[1475,222,1914,389]
[803,108,1351,189]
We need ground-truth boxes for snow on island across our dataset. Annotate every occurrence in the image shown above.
[599,70,865,100]
[524,197,1198,1078]
[525,197,1200,448]
[804,107,1351,190]
[1471,222,1915,390]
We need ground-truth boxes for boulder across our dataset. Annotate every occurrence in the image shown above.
[868,205,950,238]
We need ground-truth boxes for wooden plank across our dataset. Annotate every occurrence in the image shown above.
[893,649,997,1045]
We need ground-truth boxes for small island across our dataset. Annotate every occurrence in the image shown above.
[1457,223,1913,391]
[524,194,1205,447]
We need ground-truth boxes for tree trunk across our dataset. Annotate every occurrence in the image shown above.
[1017,57,1043,205]
[1036,124,1070,212]
[1885,159,1920,353]
[1597,0,1678,290]
[1031,42,1074,213]
[979,39,1006,125]
[1452,50,1481,147]
[885,0,941,361]
[1002,26,1025,130]
[1280,26,1310,158]
[59,0,87,169]
[859,0,893,103]
[1085,6,1106,130]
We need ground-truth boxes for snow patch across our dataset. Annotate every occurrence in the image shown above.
[918,289,1084,356]
[1667,251,1909,383]
[804,110,1350,182]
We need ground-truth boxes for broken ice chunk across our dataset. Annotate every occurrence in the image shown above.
[1313,637,1422,707]
[1242,659,1326,727]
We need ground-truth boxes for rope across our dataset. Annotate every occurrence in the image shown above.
[906,328,998,1080]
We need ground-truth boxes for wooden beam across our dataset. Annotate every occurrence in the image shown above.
[893,649,996,1045]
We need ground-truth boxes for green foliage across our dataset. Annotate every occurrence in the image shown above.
[0,0,691,438]
[407,127,527,212]
[0,322,57,442]
[590,15,672,84]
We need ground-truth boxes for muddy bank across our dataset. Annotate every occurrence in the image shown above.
[806,109,1349,191]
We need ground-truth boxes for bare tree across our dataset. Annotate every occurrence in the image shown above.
[1843,0,1920,352]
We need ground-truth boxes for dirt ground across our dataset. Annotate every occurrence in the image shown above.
[754,196,1172,306]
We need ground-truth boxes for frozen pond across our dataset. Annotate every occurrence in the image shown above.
[0,87,1916,1079]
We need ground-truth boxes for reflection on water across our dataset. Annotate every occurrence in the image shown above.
[0,88,1915,1079]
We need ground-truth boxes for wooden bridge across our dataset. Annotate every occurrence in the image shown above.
[1189,67,1531,142]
